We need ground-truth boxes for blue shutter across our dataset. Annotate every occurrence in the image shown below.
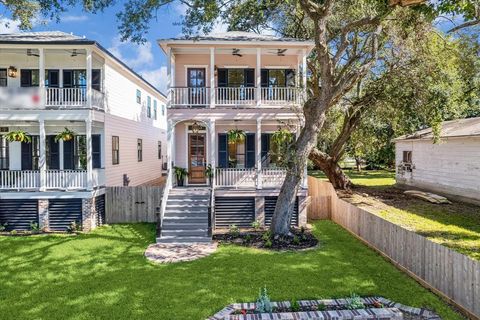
[218,69,227,87]
[218,133,228,168]
[47,136,60,170]
[63,140,74,169]
[21,141,32,170]
[245,133,255,168]
[261,133,270,164]
[245,69,255,87]
[92,135,101,169]
[261,69,269,87]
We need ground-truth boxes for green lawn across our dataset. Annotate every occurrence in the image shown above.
[309,169,396,187]
[0,222,462,320]
[309,169,480,260]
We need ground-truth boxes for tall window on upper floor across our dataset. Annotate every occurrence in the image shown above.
[153,100,158,120]
[92,70,101,91]
[261,69,295,87]
[161,104,165,116]
[158,141,162,159]
[0,127,8,170]
[137,139,143,162]
[20,69,39,87]
[136,89,141,104]
[63,70,86,88]
[0,69,7,87]
[112,136,120,165]
[147,96,152,118]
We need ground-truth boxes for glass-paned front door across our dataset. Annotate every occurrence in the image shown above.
[188,133,206,184]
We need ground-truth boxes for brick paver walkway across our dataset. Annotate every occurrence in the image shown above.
[145,242,218,263]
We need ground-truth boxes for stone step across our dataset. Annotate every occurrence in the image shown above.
[162,229,208,237]
[156,235,212,243]
[163,215,208,222]
[164,210,208,216]
[162,222,207,230]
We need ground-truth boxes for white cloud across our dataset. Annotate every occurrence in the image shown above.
[0,18,20,34]
[62,15,89,22]
[139,66,168,93]
[108,36,154,69]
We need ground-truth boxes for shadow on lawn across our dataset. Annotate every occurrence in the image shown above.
[0,222,463,320]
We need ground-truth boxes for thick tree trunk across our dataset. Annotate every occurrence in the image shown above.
[270,99,325,235]
[309,148,352,190]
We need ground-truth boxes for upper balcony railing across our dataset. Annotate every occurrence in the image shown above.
[170,86,303,108]
[0,87,105,111]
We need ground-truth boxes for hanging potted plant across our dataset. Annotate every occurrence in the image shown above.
[174,166,188,187]
[205,164,214,186]
[55,127,76,142]
[271,128,294,146]
[227,129,246,145]
[3,130,32,143]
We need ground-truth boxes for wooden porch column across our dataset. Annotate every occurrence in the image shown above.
[39,119,46,191]
[256,48,261,107]
[86,117,93,190]
[59,140,64,170]
[256,118,262,189]
[167,48,175,108]
[210,47,215,108]
[167,119,174,172]
[209,119,216,186]
[86,48,93,108]
[38,48,45,106]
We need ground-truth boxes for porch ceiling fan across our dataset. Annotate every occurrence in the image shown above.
[277,49,287,56]
[26,49,39,57]
[66,49,86,57]
[232,48,242,57]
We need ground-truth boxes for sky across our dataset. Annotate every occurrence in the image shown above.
[0,2,227,94]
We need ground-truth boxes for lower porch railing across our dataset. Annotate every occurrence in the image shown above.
[0,169,105,190]
[214,168,287,188]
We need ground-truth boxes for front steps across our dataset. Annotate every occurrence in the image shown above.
[157,187,211,243]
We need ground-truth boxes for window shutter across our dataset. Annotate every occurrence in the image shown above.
[218,133,228,168]
[261,69,269,87]
[21,141,33,170]
[218,69,228,87]
[63,70,73,88]
[261,133,270,163]
[245,69,255,87]
[286,69,295,87]
[63,140,75,169]
[20,70,31,87]
[245,133,256,168]
[92,135,101,169]
[47,136,60,170]
[47,70,59,87]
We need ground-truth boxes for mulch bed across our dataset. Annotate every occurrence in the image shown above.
[0,231,79,237]
[213,228,318,251]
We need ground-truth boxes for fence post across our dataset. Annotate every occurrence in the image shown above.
[156,204,162,238]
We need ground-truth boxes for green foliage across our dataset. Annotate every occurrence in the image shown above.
[3,130,31,143]
[229,224,240,237]
[251,220,261,230]
[205,164,214,178]
[346,293,365,310]
[0,222,7,232]
[290,299,300,312]
[264,239,273,248]
[226,129,246,144]
[262,230,272,241]
[255,286,273,313]
[30,221,40,232]
[317,302,326,311]
[292,235,300,245]
[10,230,17,235]
[67,221,81,233]
[173,166,188,179]
[55,127,76,142]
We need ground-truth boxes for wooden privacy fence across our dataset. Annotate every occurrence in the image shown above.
[307,176,336,220]
[307,176,480,319]
[105,186,164,223]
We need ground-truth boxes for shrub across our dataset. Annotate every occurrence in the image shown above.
[10,230,17,235]
[292,235,300,245]
[0,222,7,232]
[251,220,261,230]
[255,286,272,313]
[244,234,252,243]
[317,302,326,311]
[30,221,40,232]
[264,239,273,248]
[262,230,272,241]
[346,293,365,310]
[229,224,240,237]
[67,221,81,233]
[290,299,300,312]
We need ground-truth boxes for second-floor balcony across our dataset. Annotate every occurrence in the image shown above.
[0,87,105,111]
[170,86,303,108]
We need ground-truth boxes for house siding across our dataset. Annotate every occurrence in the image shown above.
[395,137,480,204]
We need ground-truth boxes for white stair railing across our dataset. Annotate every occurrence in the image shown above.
[261,168,287,188]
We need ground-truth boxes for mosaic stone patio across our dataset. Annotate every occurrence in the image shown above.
[208,297,441,320]
[145,242,218,263]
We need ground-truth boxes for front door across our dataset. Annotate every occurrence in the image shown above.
[187,68,206,105]
[188,133,206,184]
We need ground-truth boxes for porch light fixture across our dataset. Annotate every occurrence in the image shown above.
[7,66,17,78]
[191,121,201,134]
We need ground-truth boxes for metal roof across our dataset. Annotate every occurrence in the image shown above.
[161,31,312,43]
[394,117,480,141]
[0,31,165,97]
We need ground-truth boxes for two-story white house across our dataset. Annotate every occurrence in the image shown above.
[157,32,314,242]
[0,31,167,232]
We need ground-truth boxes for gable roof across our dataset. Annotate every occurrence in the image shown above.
[0,31,165,98]
[394,117,480,141]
